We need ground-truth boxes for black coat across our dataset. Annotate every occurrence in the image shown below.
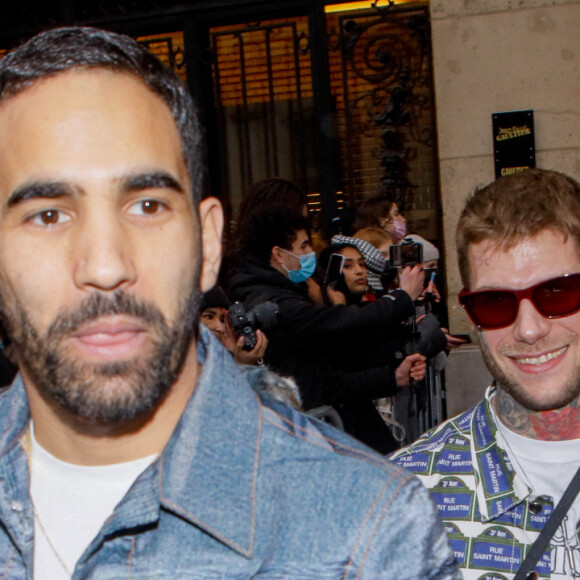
[229,257,415,453]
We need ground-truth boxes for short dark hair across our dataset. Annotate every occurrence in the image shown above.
[0,26,203,204]
[236,178,307,237]
[456,168,580,287]
[240,204,310,263]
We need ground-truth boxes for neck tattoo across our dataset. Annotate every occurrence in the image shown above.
[494,388,580,440]
[493,389,534,437]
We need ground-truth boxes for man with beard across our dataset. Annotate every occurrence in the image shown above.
[392,168,580,579]
[0,27,459,579]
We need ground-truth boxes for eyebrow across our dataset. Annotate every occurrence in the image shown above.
[7,181,75,208]
[6,171,185,209]
[121,172,185,195]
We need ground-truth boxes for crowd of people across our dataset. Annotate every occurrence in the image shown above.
[200,177,461,453]
[205,170,580,579]
[201,167,580,579]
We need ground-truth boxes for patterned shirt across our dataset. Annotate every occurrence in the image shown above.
[391,387,565,579]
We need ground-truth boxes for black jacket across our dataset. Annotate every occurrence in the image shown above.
[229,257,415,453]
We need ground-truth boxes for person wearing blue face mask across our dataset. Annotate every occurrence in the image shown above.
[280,250,317,282]
[229,203,427,453]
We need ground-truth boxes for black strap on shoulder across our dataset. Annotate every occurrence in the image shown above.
[514,464,580,580]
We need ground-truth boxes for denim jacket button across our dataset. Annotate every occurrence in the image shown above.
[10,500,23,512]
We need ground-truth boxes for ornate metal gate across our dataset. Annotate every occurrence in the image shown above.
[328,3,439,237]
[208,3,439,238]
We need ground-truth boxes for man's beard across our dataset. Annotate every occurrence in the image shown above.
[0,288,199,425]
[479,331,580,412]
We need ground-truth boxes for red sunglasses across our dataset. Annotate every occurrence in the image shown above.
[458,273,580,330]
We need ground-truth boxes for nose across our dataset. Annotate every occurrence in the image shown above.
[210,323,224,337]
[73,214,136,292]
[512,298,551,345]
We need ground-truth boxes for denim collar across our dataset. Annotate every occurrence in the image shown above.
[159,326,261,557]
[0,375,30,455]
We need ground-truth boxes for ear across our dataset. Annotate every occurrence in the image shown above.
[271,246,285,266]
[199,197,224,293]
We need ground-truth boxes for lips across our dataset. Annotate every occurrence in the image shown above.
[509,345,568,373]
[69,318,148,361]
[514,346,567,365]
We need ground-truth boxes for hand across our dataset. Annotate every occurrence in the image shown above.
[306,278,324,305]
[233,329,269,365]
[399,265,425,301]
[395,353,427,387]
[326,284,347,305]
[221,318,237,352]
[441,328,468,350]
[421,281,441,302]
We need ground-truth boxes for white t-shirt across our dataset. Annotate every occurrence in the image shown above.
[29,427,157,580]
[494,410,580,579]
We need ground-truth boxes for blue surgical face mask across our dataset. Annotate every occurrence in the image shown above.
[281,249,317,283]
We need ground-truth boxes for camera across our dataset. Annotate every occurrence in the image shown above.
[229,301,279,351]
[389,239,423,268]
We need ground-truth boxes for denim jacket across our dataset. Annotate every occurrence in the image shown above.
[0,327,459,579]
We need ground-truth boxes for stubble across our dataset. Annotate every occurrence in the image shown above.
[0,288,199,425]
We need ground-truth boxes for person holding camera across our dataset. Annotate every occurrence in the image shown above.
[328,233,457,444]
[315,240,431,450]
[199,286,268,366]
[229,204,426,452]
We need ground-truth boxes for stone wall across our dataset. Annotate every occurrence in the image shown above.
[430,0,580,335]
